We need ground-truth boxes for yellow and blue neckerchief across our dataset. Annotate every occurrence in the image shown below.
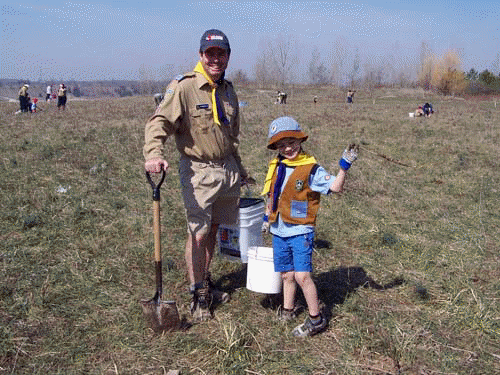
[261,152,317,197]
[193,61,228,126]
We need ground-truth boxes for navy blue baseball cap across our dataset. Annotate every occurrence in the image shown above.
[200,29,231,54]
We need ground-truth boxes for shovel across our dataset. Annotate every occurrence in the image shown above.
[141,170,180,333]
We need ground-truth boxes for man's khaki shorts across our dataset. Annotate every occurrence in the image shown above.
[179,155,240,235]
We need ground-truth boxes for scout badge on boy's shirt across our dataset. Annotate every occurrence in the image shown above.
[261,153,317,196]
[295,180,304,191]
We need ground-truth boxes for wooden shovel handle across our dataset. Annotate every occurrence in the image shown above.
[153,199,162,297]
[153,200,161,263]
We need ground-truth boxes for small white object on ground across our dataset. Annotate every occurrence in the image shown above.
[56,185,71,193]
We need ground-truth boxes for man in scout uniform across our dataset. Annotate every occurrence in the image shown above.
[144,29,252,323]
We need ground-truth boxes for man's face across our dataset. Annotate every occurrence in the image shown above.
[199,47,229,81]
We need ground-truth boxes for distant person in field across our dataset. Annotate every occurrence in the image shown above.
[276,91,287,104]
[261,116,359,337]
[415,105,424,117]
[153,92,163,107]
[46,84,52,102]
[143,29,253,323]
[18,84,30,112]
[347,89,356,103]
[313,95,318,104]
[57,84,67,110]
[423,102,434,117]
[31,97,38,113]
[415,103,433,117]
[26,94,32,113]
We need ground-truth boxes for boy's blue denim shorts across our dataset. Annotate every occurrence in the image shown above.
[272,231,315,273]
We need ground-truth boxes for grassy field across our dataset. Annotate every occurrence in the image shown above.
[1,86,499,374]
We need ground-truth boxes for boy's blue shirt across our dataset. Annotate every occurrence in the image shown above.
[270,164,335,238]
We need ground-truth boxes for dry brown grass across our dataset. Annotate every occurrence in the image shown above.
[0,87,499,374]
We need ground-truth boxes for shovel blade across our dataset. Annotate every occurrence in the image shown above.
[141,299,180,333]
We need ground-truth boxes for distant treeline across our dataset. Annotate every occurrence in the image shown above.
[463,69,500,94]
[1,66,500,100]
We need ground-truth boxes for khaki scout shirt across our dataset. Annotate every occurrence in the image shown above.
[144,71,246,176]
[58,88,67,97]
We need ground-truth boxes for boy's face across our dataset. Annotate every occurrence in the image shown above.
[275,137,302,160]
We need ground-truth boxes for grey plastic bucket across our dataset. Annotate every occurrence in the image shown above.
[218,197,265,263]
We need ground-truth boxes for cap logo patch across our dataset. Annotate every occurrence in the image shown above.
[206,35,224,41]
[270,124,278,134]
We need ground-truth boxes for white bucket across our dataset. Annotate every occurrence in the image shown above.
[246,246,282,294]
[409,112,415,118]
[218,198,265,263]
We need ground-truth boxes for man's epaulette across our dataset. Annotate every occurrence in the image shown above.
[174,72,196,82]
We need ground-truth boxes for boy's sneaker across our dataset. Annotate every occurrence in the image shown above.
[277,307,298,322]
[291,313,327,337]
[190,285,213,323]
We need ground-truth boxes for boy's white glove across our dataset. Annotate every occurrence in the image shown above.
[339,144,359,171]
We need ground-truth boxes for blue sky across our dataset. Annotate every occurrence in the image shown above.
[1,0,499,81]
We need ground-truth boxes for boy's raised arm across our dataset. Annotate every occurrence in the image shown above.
[330,144,359,193]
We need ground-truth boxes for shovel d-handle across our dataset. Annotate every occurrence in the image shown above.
[146,169,166,201]
[146,170,166,300]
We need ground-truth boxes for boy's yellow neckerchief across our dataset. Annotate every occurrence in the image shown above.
[261,152,317,195]
[193,61,223,126]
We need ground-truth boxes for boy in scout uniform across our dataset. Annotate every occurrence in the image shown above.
[261,116,358,337]
[144,29,251,323]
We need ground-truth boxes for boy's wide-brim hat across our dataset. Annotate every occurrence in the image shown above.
[267,116,308,150]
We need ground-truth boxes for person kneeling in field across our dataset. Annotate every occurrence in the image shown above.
[423,102,434,117]
[415,102,434,117]
[415,105,424,117]
[261,116,358,337]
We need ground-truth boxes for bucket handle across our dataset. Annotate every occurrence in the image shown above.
[249,246,274,259]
